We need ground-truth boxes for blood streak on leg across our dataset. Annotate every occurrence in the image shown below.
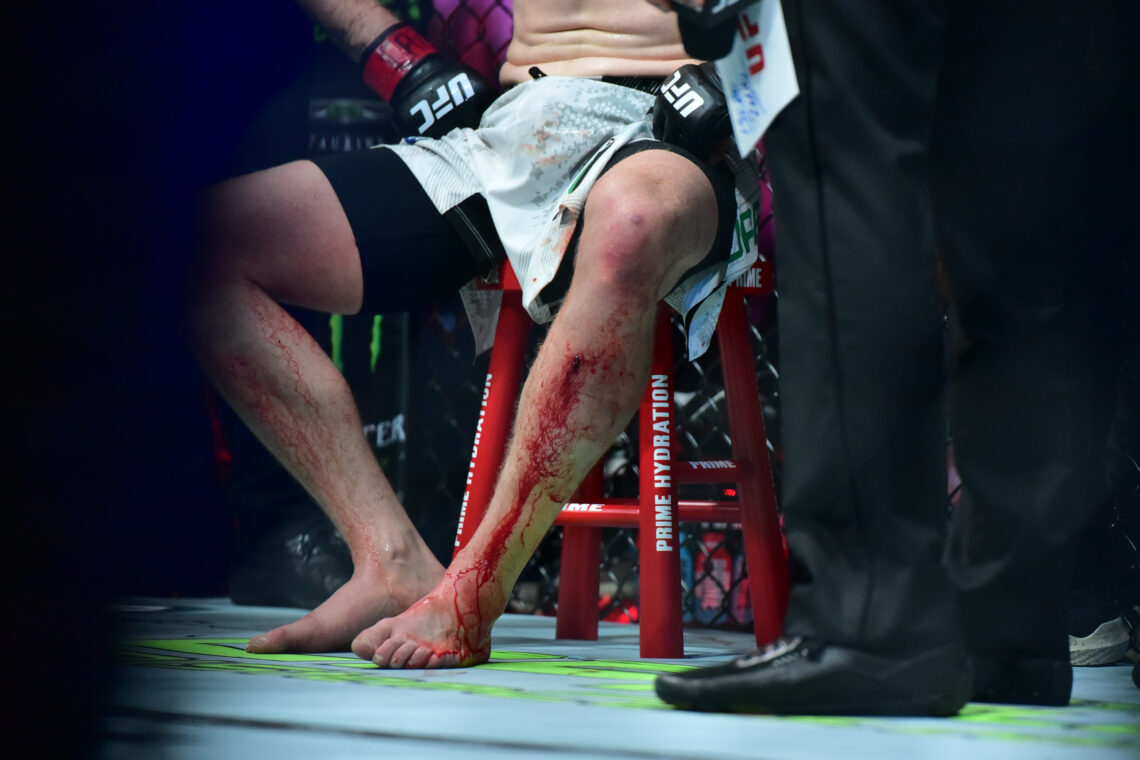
[437,347,596,663]
[413,315,635,665]
[214,290,340,502]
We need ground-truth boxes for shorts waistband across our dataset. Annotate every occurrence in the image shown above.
[521,67,661,96]
[599,75,663,95]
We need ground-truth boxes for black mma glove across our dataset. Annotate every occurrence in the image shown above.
[670,0,746,61]
[652,62,732,159]
[362,23,494,138]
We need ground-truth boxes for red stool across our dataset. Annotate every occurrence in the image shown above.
[452,261,788,658]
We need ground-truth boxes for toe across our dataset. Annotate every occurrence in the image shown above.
[387,640,420,669]
[352,620,390,661]
[246,627,291,654]
[405,646,434,669]
[247,611,356,654]
[425,650,462,669]
[372,635,404,668]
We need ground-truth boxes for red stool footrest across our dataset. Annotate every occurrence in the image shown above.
[555,499,753,528]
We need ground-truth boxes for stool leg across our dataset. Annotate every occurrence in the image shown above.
[453,290,531,556]
[717,293,789,645]
[638,307,684,658]
[555,467,603,640]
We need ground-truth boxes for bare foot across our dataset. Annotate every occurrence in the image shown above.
[246,554,445,654]
[350,567,505,668]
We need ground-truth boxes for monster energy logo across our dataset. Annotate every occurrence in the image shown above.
[329,314,405,449]
[329,314,383,373]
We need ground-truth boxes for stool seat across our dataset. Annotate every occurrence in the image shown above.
[453,260,788,658]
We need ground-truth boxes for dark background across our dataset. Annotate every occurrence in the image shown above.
[13,0,319,590]
[9,2,322,753]
[9,4,488,752]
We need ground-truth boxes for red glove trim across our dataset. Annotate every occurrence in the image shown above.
[361,24,437,102]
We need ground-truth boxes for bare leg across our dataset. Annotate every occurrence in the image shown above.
[188,160,443,653]
[352,151,720,667]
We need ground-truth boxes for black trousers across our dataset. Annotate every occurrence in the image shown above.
[766,0,1137,658]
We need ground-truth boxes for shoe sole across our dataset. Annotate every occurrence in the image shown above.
[657,682,971,717]
[655,645,973,717]
[1069,617,1131,666]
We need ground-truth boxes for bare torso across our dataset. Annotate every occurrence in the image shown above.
[500,0,697,85]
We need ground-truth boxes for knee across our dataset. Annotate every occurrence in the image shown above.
[191,180,257,288]
[576,176,709,302]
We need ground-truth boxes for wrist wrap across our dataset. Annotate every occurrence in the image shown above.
[361,23,438,102]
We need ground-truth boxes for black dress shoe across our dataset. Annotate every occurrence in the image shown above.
[970,654,1072,706]
[654,636,973,716]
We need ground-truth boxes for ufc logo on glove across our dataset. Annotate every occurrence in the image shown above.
[361,23,493,139]
[660,70,706,118]
[407,74,479,135]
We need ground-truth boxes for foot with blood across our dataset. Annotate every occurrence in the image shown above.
[351,560,506,668]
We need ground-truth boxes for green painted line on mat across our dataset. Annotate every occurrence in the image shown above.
[128,639,575,665]
[592,682,656,692]
[479,659,692,680]
[130,639,370,664]
[119,638,681,709]
[486,650,564,661]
